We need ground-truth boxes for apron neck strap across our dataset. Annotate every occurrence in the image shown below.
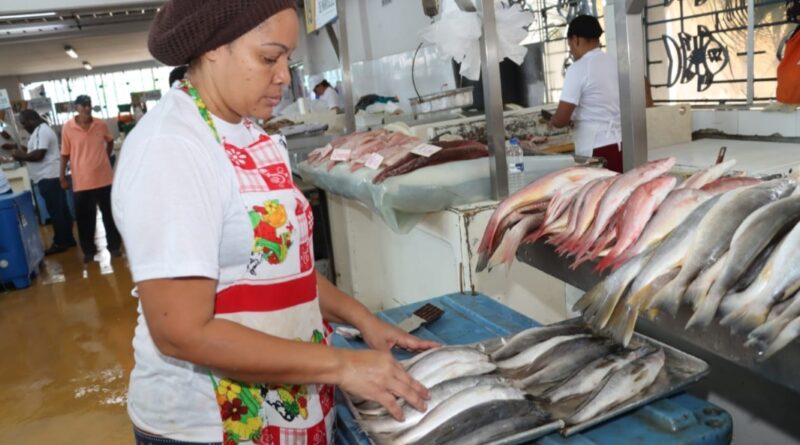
[179,78,221,144]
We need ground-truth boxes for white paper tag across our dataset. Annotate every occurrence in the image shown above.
[365,153,384,170]
[411,143,442,158]
[330,148,351,162]
[319,143,333,158]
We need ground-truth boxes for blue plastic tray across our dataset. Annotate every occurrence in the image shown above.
[333,293,732,445]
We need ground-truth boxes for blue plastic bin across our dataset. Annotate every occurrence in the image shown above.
[332,294,732,445]
[0,191,44,289]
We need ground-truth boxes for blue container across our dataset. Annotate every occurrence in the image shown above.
[333,294,732,445]
[0,191,44,288]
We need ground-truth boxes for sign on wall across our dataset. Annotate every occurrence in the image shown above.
[304,0,337,33]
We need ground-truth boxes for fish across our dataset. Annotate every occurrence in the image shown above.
[418,361,497,389]
[485,213,546,271]
[624,195,723,317]
[495,334,590,370]
[677,159,737,189]
[407,346,488,384]
[555,176,618,254]
[595,176,677,272]
[360,374,509,434]
[718,221,800,333]
[476,167,618,272]
[612,189,711,269]
[490,324,590,362]
[565,349,666,425]
[570,158,676,259]
[541,346,657,403]
[696,194,800,316]
[683,252,728,309]
[700,176,761,195]
[404,399,549,445]
[730,242,777,293]
[527,183,586,243]
[756,316,800,360]
[547,177,608,247]
[519,338,617,387]
[373,144,489,184]
[391,384,528,445]
[746,290,800,354]
[650,179,796,320]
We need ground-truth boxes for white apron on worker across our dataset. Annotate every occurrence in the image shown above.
[572,119,622,157]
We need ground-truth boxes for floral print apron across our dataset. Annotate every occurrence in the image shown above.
[181,80,335,445]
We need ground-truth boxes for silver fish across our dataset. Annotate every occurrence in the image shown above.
[730,242,777,293]
[490,324,589,362]
[759,316,800,360]
[407,346,488,383]
[566,349,666,425]
[495,334,590,370]
[360,374,509,435]
[683,252,727,309]
[746,290,800,353]
[542,346,656,403]
[391,384,527,445]
[418,361,498,389]
[652,179,795,322]
[519,338,617,387]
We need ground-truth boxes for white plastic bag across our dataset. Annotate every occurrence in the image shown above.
[496,2,535,65]
[420,9,483,80]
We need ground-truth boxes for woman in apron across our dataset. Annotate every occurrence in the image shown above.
[548,15,623,173]
[112,2,436,444]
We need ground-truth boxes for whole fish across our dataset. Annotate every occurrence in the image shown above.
[718,221,800,333]
[746,290,800,354]
[683,252,728,308]
[476,167,618,272]
[486,213,546,271]
[556,176,618,254]
[605,268,679,346]
[548,177,607,247]
[596,176,677,272]
[519,338,617,387]
[566,349,666,425]
[571,157,676,259]
[677,159,737,189]
[700,176,761,195]
[360,374,509,434]
[495,334,590,370]
[490,324,589,362]
[697,194,800,316]
[483,200,550,262]
[658,180,796,324]
[541,346,656,403]
[405,399,549,445]
[419,361,497,389]
[612,189,711,269]
[535,183,585,235]
[407,346,488,383]
[391,384,527,445]
[624,195,722,313]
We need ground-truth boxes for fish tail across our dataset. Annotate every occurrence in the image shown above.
[760,317,800,361]
[621,306,641,347]
[573,285,603,313]
[748,315,793,350]
[475,252,490,273]
[594,251,618,273]
[720,304,769,334]
[647,279,686,317]
[686,292,725,329]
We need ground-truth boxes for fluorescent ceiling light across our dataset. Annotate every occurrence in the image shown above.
[83,61,93,70]
[0,12,56,20]
[64,45,78,59]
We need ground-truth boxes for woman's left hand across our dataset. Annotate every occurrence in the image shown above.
[358,317,440,352]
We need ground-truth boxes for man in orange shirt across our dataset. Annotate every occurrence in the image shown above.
[60,95,122,263]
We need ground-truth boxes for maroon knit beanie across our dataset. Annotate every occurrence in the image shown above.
[148,0,297,66]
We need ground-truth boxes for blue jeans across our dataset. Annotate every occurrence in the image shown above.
[37,177,76,247]
[133,427,221,445]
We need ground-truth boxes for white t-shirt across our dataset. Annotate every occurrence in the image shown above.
[25,123,61,183]
[319,87,342,110]
[113,90,255,441]
[560,48,621,148]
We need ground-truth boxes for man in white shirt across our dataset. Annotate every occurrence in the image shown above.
[3,109,76,254]
[310,75,342,112]
[548,14,623,172]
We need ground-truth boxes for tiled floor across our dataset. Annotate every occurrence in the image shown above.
[0,239,136,444]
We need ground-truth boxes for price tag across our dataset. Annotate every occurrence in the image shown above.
[411,143,442,158]
[319,143,333,158]
[365,153,384,170]
[330,148,351,162]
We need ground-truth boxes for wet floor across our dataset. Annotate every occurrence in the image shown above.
[0,235,136,444]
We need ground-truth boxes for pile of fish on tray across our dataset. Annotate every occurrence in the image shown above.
[476,156,800,359]
[349,324,667,445]
[305,129,488,184]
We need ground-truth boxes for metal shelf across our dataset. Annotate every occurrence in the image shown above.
[516,241,800,395]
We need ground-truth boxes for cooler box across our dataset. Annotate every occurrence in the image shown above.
[0,191,44,288]
[332,294,732,445]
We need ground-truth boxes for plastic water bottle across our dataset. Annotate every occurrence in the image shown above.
[506,137,525,194]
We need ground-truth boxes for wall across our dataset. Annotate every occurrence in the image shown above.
[0,0,160,14]
[0,76,23,100]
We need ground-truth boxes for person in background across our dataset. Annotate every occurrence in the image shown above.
[310,75,342,112]
[114,1,436,444]
[60,95,123,262]
[2,110,76,254]
[548,14,623,172]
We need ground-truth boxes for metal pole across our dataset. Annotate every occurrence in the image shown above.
[746,0,755,105]
[478,0,509,199]
[615,0,648,171]
[336,0,355,134]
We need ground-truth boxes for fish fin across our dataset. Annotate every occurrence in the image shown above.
[573,286,602,313]
[686,291,726,329]
[720,304,768,334]
[604,299,630,343]
[647,279,686,317]
[747,317,791,350]
[595,253,617,274]
[760,317,800,361]
[475,252,490,273]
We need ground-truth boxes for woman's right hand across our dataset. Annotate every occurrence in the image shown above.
[338,349,429,421]
[60,176,69,190]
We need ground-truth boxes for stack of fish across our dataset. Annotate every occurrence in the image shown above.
[353,346,550,445]
[305,130,489,184]
[476,159,800,359]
